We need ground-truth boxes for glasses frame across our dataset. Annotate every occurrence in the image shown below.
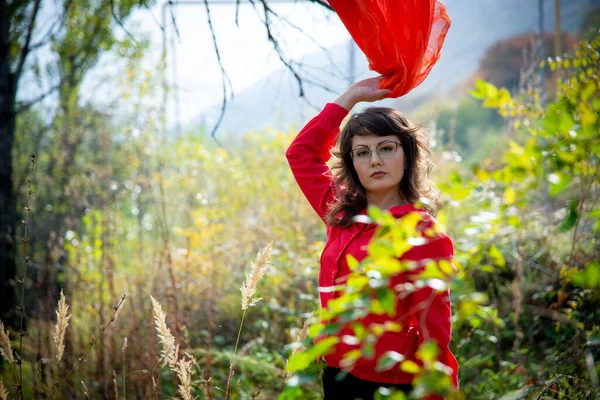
[349,140,402,163]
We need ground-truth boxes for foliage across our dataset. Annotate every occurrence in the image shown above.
[1,21,599,400]
[476,32,577,92]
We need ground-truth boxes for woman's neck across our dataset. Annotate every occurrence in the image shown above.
[366,190,406,211]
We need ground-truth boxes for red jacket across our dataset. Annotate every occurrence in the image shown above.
[286,103,459,395]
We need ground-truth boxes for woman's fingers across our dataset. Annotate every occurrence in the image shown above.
[365,89,392,101]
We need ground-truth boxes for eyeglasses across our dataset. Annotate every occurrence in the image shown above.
[350,141,401,163]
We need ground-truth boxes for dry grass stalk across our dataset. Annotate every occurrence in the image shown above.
[0,321,14,364]
[286,318,310,381]
[81,381,90,400]
[0,380,7,400]
[150,297,197,399]
[113,297,126,322]
[226,242,273,399]
[241,242,273,310]
[122,337,128,400]
[17,154,35,399]
[150,296,179,368]
[175,357,194,400]
[53,289,71,362]
[112,369,119,400]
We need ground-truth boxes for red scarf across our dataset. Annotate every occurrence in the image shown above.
[329,0,451,98]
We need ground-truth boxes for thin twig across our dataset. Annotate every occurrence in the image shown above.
[203,0,233,141]
[253,0,305,97]
[14,0,42,83]
[122,337,127,400]
[168,0,181,41]
[16,153,36,399]
[110,0,139,44]
[235,0,241,25]
[305,0,333,11]
[225,311,246,400]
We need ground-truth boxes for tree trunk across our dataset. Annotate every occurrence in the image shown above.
[0,0,17,325]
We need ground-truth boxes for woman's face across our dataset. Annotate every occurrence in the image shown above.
[350,134,405,195]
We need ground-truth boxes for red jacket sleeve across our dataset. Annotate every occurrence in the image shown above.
[285,103,349,222]
[402,219,459,397]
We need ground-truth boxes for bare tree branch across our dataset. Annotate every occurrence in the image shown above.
[27,0,76,53]
[235,0,241,25]
[110,0,140,44]
[203,0,233,142]
[168,0,182,41]
[264,4,345,78]
[15,81,61,114]
[253,0,305,97]
[14,0,42,83]
[305,0,332,11]
[16,0,118,115]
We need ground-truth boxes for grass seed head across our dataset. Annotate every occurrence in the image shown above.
[53,290,71,363]
[0,321,14,364]
[150,296,179,368]
[0,381,7,400]
[175,358,194,400]
[241,242,273,310]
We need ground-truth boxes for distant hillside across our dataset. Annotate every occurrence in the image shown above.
[195,0,597,136]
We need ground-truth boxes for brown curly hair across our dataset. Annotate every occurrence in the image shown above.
[325,107,438,228]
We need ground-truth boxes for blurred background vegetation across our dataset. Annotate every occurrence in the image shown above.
[0,0,599,399]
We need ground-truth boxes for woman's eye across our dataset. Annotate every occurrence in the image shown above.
[379,146,394,153]
[356,150,369,157]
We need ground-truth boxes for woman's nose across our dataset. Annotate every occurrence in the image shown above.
[370,151,383,165]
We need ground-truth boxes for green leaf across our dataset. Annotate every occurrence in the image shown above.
[589,208,600,219]
[470,79,490,100]
[571,262,600,289]
[582,81,597,101]
[286,337,339,372]
[368,206,384,222]
[371,288,396,316]
[416,340,439,364]
[449,171,462,185]
[488,245,505,268]
[452,187,472,201]
[375,351,405,372]
[549,173,572,197]
[286,353,312,372]
[543,109,573,133]
[557,200,579,233]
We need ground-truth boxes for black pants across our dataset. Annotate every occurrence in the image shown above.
[322,367,413,400]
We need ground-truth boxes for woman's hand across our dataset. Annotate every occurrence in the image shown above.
[334,76,392,111]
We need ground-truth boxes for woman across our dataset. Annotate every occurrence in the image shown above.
[286,76,459,399]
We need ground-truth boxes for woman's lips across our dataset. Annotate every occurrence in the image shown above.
[371,172,386,178]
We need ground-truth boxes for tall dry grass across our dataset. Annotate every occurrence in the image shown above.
[0,321,14,365]
[144,242,274,399]
[0,381,7,400]
[53,289,71,363]
[226,242,273,399]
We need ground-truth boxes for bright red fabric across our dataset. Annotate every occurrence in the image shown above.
[285,103,459,397]
[328,0,451,98]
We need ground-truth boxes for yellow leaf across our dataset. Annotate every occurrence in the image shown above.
[400,360,421,374]
[504,187,516,205]
[347,255,359,271]
[439,259,455,276]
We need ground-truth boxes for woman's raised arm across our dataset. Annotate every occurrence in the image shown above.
[285,77,390,222]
